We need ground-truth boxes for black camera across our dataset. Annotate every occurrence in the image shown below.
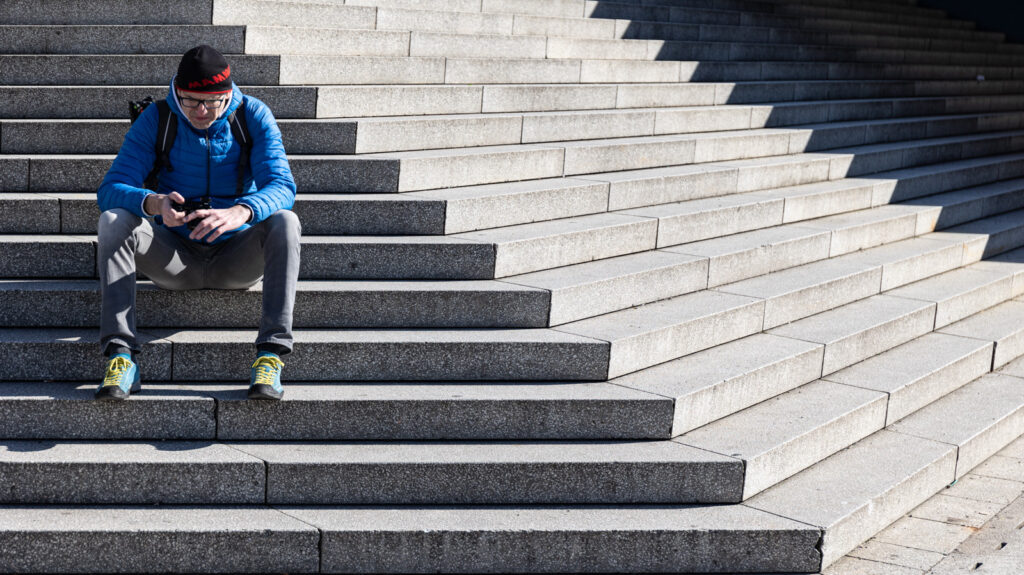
[171,198,211,230]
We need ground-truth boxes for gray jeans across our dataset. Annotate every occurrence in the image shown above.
[97,208,301,356]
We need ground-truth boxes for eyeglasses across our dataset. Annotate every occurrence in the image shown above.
[178,94,228,110]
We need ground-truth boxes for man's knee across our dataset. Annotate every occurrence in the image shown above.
[97,208,143,242]
[266,210,301,240]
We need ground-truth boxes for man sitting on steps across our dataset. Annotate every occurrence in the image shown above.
[95,44,300,401]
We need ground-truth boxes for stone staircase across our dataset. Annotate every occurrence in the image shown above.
[3,0,1024,572]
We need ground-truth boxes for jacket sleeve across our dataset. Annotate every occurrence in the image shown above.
[235,99,297,223]
[97,103,159,216]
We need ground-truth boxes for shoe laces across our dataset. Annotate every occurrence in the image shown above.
[103,356,133,387]
[251,355,284,386]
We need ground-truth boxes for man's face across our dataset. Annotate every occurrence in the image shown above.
[176,88,229,130]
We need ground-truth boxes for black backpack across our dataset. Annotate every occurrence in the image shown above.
[128,96,253,196]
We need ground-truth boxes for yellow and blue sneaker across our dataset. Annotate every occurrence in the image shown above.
[248,352,284,400]
[94,353,141,400]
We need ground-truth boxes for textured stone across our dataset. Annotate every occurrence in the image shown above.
[839,237,966,292]
[289,154,401,193]
[354,114,523,153]
[801,205,921,257]
[747,430,957,568]
[317,85,482,118]
[0,507,319,573]
[717,257,882,329]
[562,134,696,175]
[584,163,739,211]
[482,84,617,113]
[910,493,1005,529]
[847,540,945,572]
[0,54,278,86]
[558,290,764,379]
[613,333,824,436]
[1,119,128,154]
[621,193,784,247]
[0,329,171,381]
[160,328,610,382]
[680,380,887,499]
[886,268,1013,329]
[278,54,442,85]
[413,31,546,59]
[505,250,708,325]
[411,178,609,234]
[246,26,409,57]
[234,440,743,504]
[380,7,513,35]
[944,473,1024,504]
[939,300,1024,368]
[0,441,264,504]
[0,24,244,55]
[768,295,936,375]
[454,212,658,278]
[667,225,832,287]
[388,144,564,192]
[873,516,975,554]
[826,333,993,425]
[0,0,215,24]
[214,0,376,28]
[445,57,581,84]
[0,382,215,439]
[0,194,60,233]
[890,374,1024,479]
[27,155,113,192]
[286,505,821,574]
[522,109,654,143]
[300,236,495,280]
[215,382,674,440]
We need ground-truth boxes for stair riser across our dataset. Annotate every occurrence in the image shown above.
[0,338,611,382]
[0,286,551,329]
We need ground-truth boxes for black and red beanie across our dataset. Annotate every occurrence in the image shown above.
[175,45,232,94]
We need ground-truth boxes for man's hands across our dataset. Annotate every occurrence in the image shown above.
[143,192,252,243]
[185,204,251,243]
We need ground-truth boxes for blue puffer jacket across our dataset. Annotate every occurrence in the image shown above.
[97,77,296,243]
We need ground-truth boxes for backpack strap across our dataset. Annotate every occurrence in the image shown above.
[227,105,253,197]
[143,100,176,191]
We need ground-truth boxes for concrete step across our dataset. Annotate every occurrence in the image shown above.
[0,55,281,86]
[238,24,1024,68]
[0,327,611,382]
[11,100,1023,155]
[213,0,378,28]
[279,505,822,573]
[0,380,673,440]
[0,85,319,120]
[554,289,765,379]
[886,267,1016,329]
[8,80,1020,121]
[0,25,245,54]
[889,372,1024,479]
[233,440,744,504]
[0,439,744,505]
[264,54,1024,86]
[14,147,1024,237]
[0,441,265,504]
[0,0,217,25]
[826,332,994,426]
[746,429,957,569]
[0,234,502,280]
[612,332,824,436]
[679,379,887,499]
[0,507,320,572]
[0,279,551,328]
[767,294,936,375]
[938,298,1024,370]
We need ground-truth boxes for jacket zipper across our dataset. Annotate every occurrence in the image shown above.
[205,129,212,201]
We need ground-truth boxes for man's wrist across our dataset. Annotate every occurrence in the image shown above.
[236,203,254,223]
[143,194,161,216]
